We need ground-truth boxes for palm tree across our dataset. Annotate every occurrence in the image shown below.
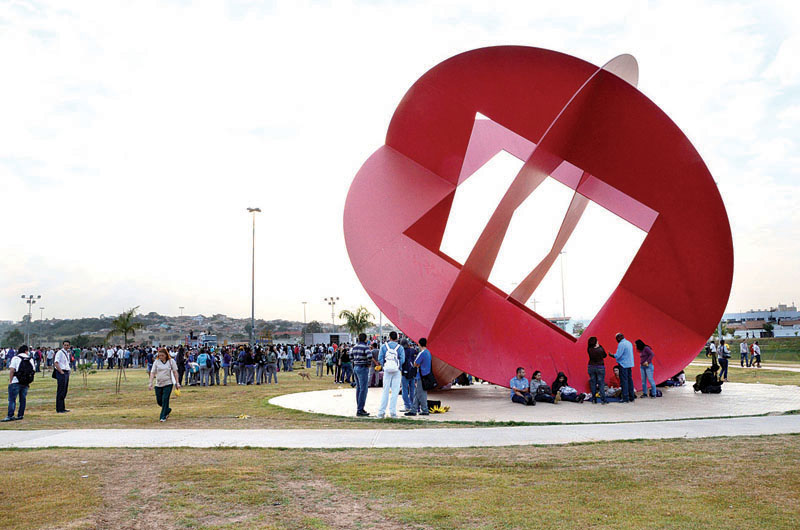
[338,306,375,337]
[106,306,144,393]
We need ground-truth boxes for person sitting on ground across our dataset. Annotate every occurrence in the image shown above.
[529,370,558,403]
[693,367,723,394]
[605,365,623,399]
[660,370,686,387]
[509,367,535,406]
[552,372,585,403]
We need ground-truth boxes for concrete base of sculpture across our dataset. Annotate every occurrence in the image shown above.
[269,383,800,424]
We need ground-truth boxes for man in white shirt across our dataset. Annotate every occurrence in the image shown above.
[3,345,35,422]
[54,340,72,413]
[739,340,750,367]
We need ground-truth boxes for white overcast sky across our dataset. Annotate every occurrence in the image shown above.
[1,0,799,325]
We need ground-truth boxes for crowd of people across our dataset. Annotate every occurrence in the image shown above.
[3,331,763,423]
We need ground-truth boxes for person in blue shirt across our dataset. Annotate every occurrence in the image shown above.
[377,331,405,418]
[610,333,636,403]
[509,367,535,405]
[405,338,431,416]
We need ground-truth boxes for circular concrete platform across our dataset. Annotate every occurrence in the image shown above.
[268,383,800,423]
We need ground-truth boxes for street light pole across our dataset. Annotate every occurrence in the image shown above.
[247,207,261,350]
[559,251,566,319]
[39,307,45,346]
[324,297,339,333]
[20,294,41,346]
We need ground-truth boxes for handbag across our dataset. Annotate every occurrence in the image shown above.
[421,372,438,391]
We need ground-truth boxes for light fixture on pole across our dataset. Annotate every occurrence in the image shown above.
[324,297,339,332]
[247,207,261,350]
[20,294,41,346]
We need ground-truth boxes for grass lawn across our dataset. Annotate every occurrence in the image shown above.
[695,336,800,363]
[2,435,799,529]
[0,364,449,430]
[685,364,800,386]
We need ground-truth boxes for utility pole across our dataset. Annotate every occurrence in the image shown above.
[247,207,261,350]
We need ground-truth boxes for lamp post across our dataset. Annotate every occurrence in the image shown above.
[559,251,566,319]
[21,294,41,346]
[38,307,45,346]
[324,297,339,333]
[247,207,261,351]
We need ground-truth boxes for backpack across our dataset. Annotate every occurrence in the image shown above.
[383,344,400,374]
[15,356,35,386]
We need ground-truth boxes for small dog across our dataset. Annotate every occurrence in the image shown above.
[297,372,311,381]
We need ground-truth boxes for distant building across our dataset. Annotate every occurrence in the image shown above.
[304,332,352,345]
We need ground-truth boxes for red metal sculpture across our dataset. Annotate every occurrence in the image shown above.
[344,46,733,390]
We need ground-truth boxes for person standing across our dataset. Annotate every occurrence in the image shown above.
[610,333,635,403]
[315,346,324,377]
[718,339,730,381]
[351,333,372,416]
[752,341,762,368]
[222,349,231,385]
[739,340,750,367]
[377,331,405,418]
[406,337,432,416]
[635,339,657,398]
[400,339,417,413]
[148,348,180,422]
[586,336,608,404]
[197,349,210,387]
[54,340,72,413]
[3,345,35,422]
[266,346,279,384]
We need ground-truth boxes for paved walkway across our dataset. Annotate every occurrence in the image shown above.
[2,415,799,448]
[268,382,800,423]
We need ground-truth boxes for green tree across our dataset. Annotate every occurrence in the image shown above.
[106,306,145,393]
[1,328,24,348]
[338,306,375,337]
[302,320,324,334]
[71,334,92,349]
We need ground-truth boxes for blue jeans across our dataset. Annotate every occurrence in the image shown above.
[7,383,28,418]
[354,365,370,414]
[620,366,635,402]
[719,357,729,380]
[401,375,415,409]
[342,363,352,383]
[640,363,656,396]
[587,365,606,402]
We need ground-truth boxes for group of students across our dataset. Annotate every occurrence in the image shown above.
[509,332,661,406]
[705,339,763,381]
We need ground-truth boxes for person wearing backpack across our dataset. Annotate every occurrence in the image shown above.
[3,345,35,422]
[377,331,405,418]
